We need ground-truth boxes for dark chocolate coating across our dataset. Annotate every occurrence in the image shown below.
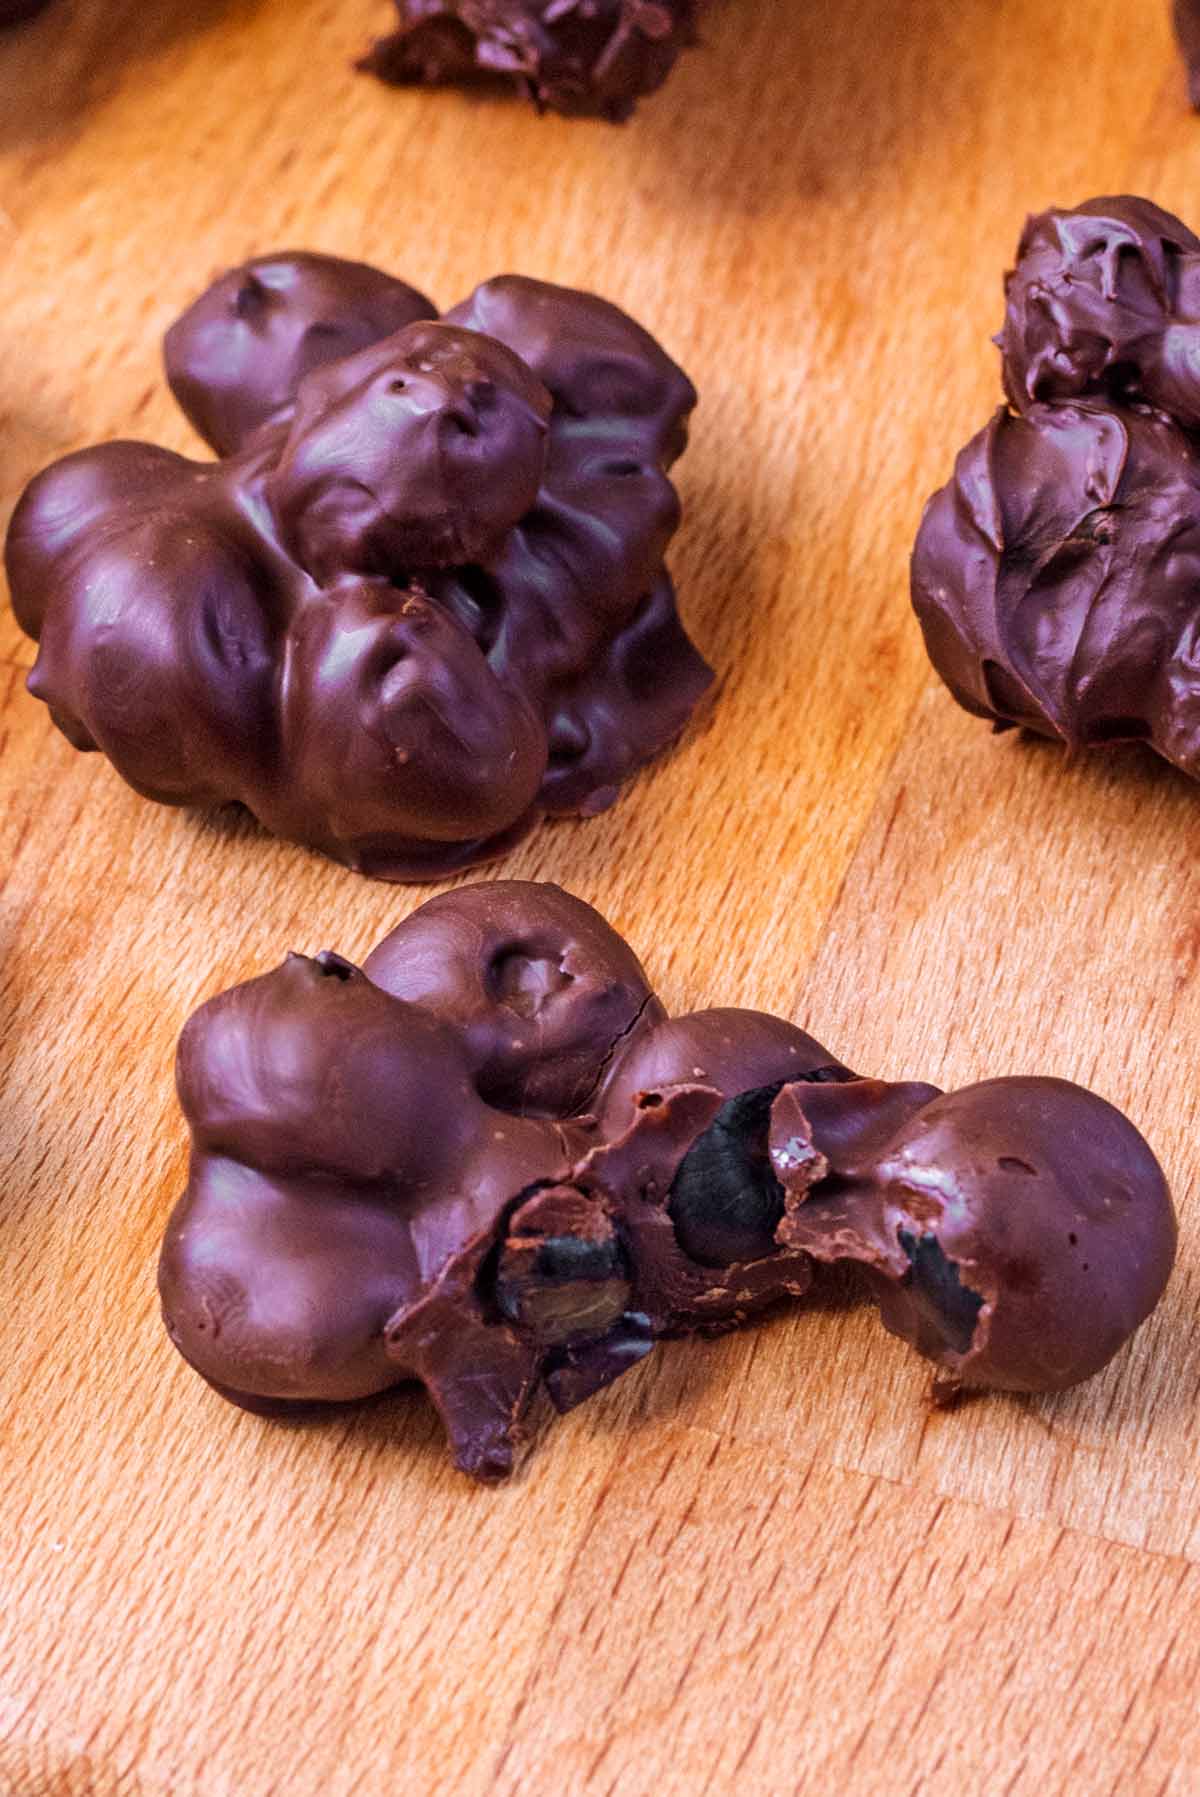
[912,196,1200,773]
[7,254,711,879]
[158,882,1176,1481]
[1177,0,1200,107]
[360,0,696,122]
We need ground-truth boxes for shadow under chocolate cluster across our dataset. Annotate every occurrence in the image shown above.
[158,881,1175,1481]
[360,0,697,120]
[5,253,710,879]
[912,195,1200,780]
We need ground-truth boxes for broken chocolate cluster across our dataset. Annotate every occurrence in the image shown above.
[912,196,1200,779]
[5,253,710,880]
[360,0,697,121]
[158,881,1176,1481]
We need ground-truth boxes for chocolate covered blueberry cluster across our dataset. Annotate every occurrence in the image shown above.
[5,253,710,879]
[360,0,696,121]
[912,196,1200,778]
[158,882,1175,1481]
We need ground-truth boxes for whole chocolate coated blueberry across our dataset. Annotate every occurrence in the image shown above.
[997,198,1200,426]
[267,323,552,578]
[360,0,697,122]
[158,882,1176,1481]
[164,252,437,456]
[362,881,663,1117]
[7,254,712,880]
[912,195,1200,778]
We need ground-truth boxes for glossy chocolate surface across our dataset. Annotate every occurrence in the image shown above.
[360,0,696,121]
[912,196,1200,775]
[159,882,1176,1481]
[6,253,711,879]
[164,252,438,457]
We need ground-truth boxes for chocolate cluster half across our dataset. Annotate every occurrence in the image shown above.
[5,254,709,879]
[912,196,1200,779]
[158,881,1175,1481]
[360,0,696,120]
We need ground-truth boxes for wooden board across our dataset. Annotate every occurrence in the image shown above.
[3,2,1200,1791]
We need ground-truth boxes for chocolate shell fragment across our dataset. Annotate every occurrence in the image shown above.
[158,881,1176,1482]
[5,253,710,880]
[912,196,1200,778]
[360,0,697,121]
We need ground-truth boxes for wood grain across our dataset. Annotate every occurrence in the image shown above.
[2,1,1199,1792]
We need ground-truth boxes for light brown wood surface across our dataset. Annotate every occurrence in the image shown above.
[3,2,1200,1792]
